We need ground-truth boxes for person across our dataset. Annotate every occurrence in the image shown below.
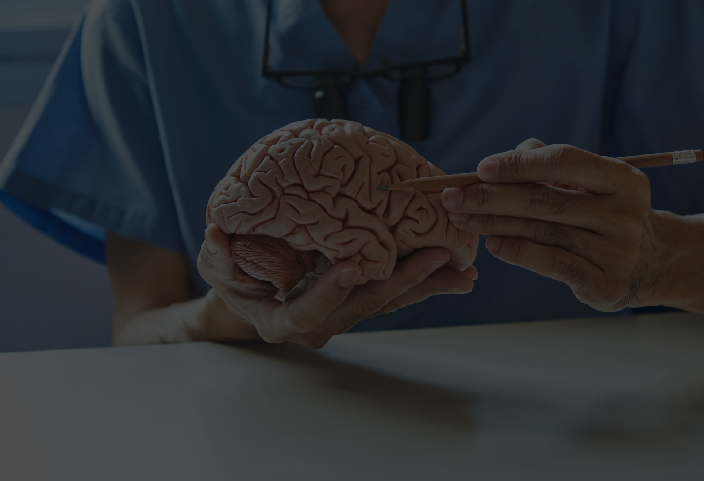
[1,0,703,349]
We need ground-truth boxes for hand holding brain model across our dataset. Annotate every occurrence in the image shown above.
[197,119,478,348]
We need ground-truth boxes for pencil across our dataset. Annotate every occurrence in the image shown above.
[376,150,703,193]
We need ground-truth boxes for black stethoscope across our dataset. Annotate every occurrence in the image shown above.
[261,0,470,141]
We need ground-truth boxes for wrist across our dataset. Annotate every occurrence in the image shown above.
[643,211,704,313]
[114,299,203,346]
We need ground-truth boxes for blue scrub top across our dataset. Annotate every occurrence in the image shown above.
[2,0,704,331]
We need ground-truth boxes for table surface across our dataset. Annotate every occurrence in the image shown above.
[2,312,704,481]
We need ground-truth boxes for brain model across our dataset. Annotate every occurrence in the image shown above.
[207,119,476,301]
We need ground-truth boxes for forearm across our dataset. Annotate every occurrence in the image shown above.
[648,211,704,313]
[113,290,262,346]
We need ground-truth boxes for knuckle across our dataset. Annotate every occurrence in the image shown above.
[570,235,589,255]
[531,185,576,218]
[503,238,527,261]
[548,249,583,284]
[615,163,651,194]
[553,228,582,254]
[555,144,576,161]
[518,138,545,150]
[532,222,580,253]
[630,170,652,203]
[543,145,566,172]
[632,169,651,190]
[479,214,496,233]
[475,183,494,209]
[501,151,524,178]
[548,250,570,278]
[551,144,587,176]
[528,186,555,214]
[528,137,546,148]
[532,221,553,244]
[613,212,645,239]
[558,144,576,156]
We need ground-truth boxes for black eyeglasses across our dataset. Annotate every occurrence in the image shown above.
[262,0,470,141]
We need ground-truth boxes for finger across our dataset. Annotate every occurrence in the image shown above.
[515,138,546,151]
[453,214,602,259]
[198,224,274,292]
[371,265,477,317]
[485,235,603,292]
[446,182,605,230]
[477,144,637,194]
[336,248,451,323]
[282,261,361,340]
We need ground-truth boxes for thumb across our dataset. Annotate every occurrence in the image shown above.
[515,138,546,151]
[197,223,237,284]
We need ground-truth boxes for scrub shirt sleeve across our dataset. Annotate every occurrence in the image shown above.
[606,1,704,215]
[0,0,183,263]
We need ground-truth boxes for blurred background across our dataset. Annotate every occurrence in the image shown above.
[0,0,112,352]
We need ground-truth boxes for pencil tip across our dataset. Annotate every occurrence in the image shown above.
[696,150,703,162]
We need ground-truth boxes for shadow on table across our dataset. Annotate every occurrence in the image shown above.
[227,340,704,445]
[232,341,479,432]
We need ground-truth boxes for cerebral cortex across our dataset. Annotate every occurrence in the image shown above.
[207,119,476,300]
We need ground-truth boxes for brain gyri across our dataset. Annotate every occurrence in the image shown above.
[207,119,476,299]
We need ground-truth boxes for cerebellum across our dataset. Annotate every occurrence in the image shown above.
[207,119,476,300]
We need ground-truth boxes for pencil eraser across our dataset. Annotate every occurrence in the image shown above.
[696,150,703,162]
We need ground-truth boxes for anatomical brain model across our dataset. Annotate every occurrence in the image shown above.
[207,119,475,301]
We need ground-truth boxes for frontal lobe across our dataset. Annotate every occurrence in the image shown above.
[207,119,476,298]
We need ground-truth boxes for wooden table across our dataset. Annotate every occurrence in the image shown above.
[2,312,704,480]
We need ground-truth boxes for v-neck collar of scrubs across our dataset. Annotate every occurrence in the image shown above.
[267,0,464,73]
[366,0,465,70]
[268,0,353,71]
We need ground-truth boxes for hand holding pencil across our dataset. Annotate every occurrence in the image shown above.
[431,139,704,315]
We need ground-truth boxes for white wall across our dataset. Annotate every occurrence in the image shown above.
[0,0,113,352]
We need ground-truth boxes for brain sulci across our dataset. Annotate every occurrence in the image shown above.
[206,119,477,297]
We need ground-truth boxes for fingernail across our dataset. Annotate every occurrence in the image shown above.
[448,212,470,225]
[441,187,463,210]
[337,269,361,288]
[427,260,447,274]
[205,230,218,254]
[486,236,503,253]
[478,157,499,181]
